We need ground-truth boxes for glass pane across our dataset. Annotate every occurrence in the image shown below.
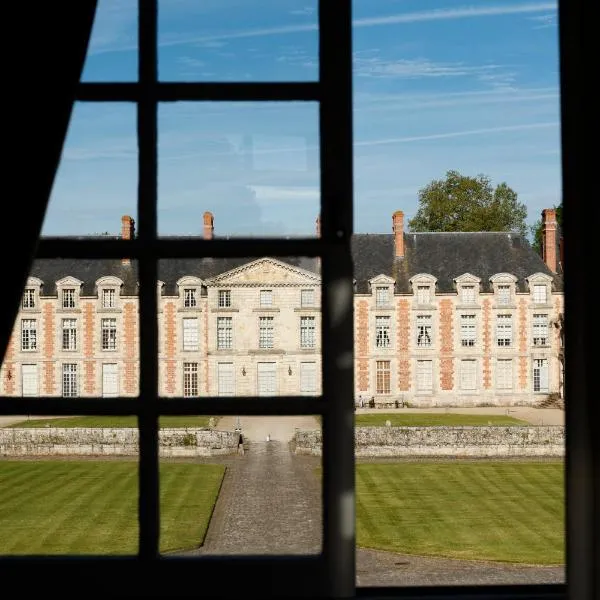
[158,0,318,81]
[157,257,321,398]
[42,103,137,236]
[0,260,140,399]
[161,415,322,555]
[158,102,319,236]
[81,0,138,82]
[0,458,138,555]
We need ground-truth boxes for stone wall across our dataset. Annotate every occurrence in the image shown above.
[293,426,564,458]
[0,428,239,457]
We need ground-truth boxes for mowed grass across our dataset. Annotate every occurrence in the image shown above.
[356,461,564,564]
[0,460,225,554]
[355,413,528,427]
[8,416,217,428]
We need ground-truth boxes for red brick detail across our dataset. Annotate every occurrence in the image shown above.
[518,298,528,390]
[83,302,95,394]
[356,300,369,392]
[123,302,138,395]
[3,333,15,395]
[204,306,209,394]
[43,303,56,394]
[439,299,454,390]
[164,302,177,394]
[482,299,492,389]
[397,299,410,391]
[84,361,95,395]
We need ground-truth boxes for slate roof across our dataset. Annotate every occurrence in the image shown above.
[29,232,562,297]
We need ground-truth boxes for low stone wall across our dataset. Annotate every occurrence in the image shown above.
[0,428,239,457]
[293,426,564,458]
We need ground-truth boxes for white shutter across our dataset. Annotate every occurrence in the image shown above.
[182,318,198,350]
[416,360,433,391]
[539,359,549,392]
[460,360,476,390]
[300,362,316,394]
[102,364,119,397]
[22,364,38,397]
[496,359,513,390]
[217,363,235,396]
[257,362,277,396]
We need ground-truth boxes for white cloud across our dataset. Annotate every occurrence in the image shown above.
[528,13,557,28]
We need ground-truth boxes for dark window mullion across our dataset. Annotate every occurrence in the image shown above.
[137,0,160,560]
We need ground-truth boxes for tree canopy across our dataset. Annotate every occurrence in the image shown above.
[408,170,528,237]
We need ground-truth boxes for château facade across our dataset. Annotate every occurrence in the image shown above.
[0,209,563,407]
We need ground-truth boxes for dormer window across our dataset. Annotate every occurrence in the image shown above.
[375,287,390,307]
[183,288,197,308]
[490,274,518,307]
[102,289,116,309]
[461,285,476,304]
[533,284,547,304]
[62,288,76,309]
[22,288,36,309]
[497,285,511,305]
[417,285,431,305]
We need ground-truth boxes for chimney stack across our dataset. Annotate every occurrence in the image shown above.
[392,210,404,258]
[541,208,558,273]
[203,211,214,240]
[316,215,321,238]
[121,215,135,265]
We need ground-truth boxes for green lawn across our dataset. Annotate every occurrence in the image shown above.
[355,413,528,427]
[356,461,564,564]
[8,416,217,428]
[0,460,225,554]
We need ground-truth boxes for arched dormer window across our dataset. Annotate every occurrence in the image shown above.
[525,272,553,306]
[409,273,437,306]
[369,274,395,308]
[454,273,481,305]
[22,277,43,310]
[56,276,83,310]
[177,276,204,310]
[96,276,124,311]
[489,273,518,307]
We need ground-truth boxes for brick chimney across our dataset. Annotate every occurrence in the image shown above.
[541,208,558,273]
[316,215,321,238]
[121,215,135,265]
[203,211,214,240]
[392,210,404,258]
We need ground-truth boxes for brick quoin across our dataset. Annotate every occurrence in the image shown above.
[204,306,209,394]
[43,303,56,394]
[397,299,410,391]
[164,302,176,395]
[3,333,16,395]
[83,302,95,394]
[356,300,369,392]
[123,302,138,395]
[518,298,528,390]
[439,299,454,390]
[482,299,492,389]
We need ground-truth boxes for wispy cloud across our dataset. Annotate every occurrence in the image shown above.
[290,6,315,17]
[354,122,558,148]
[528,13,557,28]
[89,2,557,54]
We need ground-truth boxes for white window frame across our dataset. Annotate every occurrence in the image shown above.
[259,316,274,349]
[497,284,511,305]
[416,314,432,348]
[62,288,76,309]
[102,363,119,398]
[460,314,476,347]
[375,315,391,348]
[102,288,116,309]
[496,359,514,390]
[533,313,549,346]
[460,359,477,391]
[533,358,549,392]
[21,364,39,397]
[496,314,513,347]
[375,286,389,307]
[62,363,78,398]
[218,289,231,308]
[300,361,317,394]
[375,360,390,394]
[300,316,316,349]
[533,284,548,304]
[217,316,232,350]
[183,288,197,308]
[22,288,36,309]
[217,362,235,396]
[182,317,199,351]
[61,318,77,351]
[301,288,315,307]
[259,289,273,307]
[101,318,117,351]
[21,318,37,351]
[416,285,431,305]
[416,359,433,392]
[183,362,199,397]
[460,285,476,304]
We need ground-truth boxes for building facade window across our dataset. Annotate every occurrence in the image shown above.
[375,315,391,348]
[218,289,231,308]
[460,285,476,304]
[62,363,78,398]
[416,314,432,348]
[496,314,512,346]
[460,359,477,390]
[62,288,76,309]
[533,358,549,392]
[300,361,317,394]
[183,288,197,308]
[217,362,234,396]
[375,286,389,307]
[375,360,390,394]
[102,289,116,309]
[300,316,316,349]
[497,284,511,305]
[301,289,314,307]
[533,284,547,304]
[416,285,431,304]
[183,362,199,397]
[217,317,232,350]
[496,359,513,390]
[101,318,117,351]
[259,316,274,349]
[460,314,476,347]
[22,288,36,309]
[260,290,273,307]
[61,318,77,351]
[182,317,199,351]
[532,313,549,346]
[21,319,37,351]
[416,360,433,392]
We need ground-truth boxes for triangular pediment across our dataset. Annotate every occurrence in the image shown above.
[369,274,395,285]
[208,258,321,286]
[56,276,83,287]
[454,272,481,284]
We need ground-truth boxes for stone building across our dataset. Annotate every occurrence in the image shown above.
[0,209,563,407]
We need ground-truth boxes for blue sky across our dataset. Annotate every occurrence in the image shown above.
[45,0,560,237]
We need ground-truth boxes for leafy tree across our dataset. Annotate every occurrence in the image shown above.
[408,170,528,237]
[530,202,562,256]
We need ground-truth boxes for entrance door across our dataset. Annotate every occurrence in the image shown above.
[217,362,235,396]
[257,362,277,396]
[102,364,119,398]
[22,364,39,397]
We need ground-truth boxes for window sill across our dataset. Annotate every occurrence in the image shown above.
[253,308,280,313]
[211,307,239,312]
[248,349,285,355]
[294,307,320,312]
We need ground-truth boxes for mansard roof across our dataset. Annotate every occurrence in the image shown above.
[29,231,562,296]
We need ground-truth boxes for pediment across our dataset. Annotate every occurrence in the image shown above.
[369,274,395,285]
[56,276,83,287]
[95,276,124,287]
[525,272,553,284]
[208,258,321,286]
[454,272,481,284]
[26,277,43,287]
[177,276,204,287]
[489,272,518,284]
